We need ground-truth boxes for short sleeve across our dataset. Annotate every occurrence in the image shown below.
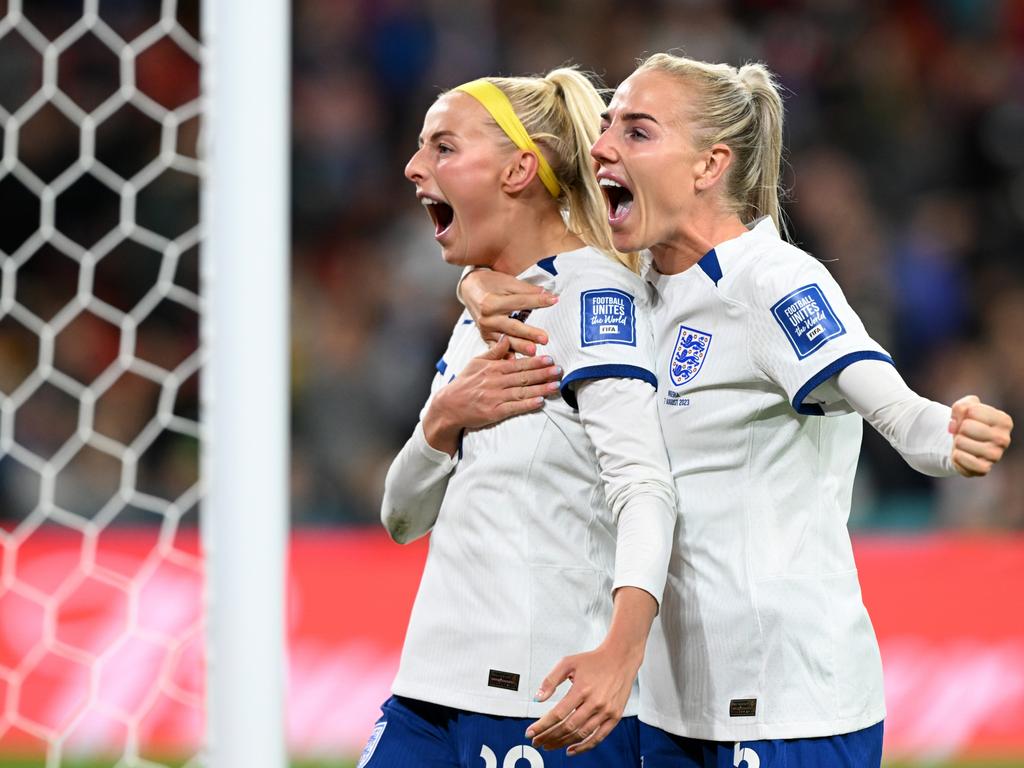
[541,265,658,410]
[749,250,893,416]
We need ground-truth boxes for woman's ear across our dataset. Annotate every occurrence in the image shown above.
[694,143,733,191]
[501,150,541,194]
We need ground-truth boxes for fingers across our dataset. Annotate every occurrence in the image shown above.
[500,359,562,390]
[497,382,560,413]
[948,400,1013,478]
[479,290,558,317]
[953,432,1009,464]
[482,315,549,346]
[481,335,512,360]
[952,448,993,478]
[566,712,619,756]
[949,394,981,434]
[508,336,537,357]
[526,701,582,749]
[530,698,618,752]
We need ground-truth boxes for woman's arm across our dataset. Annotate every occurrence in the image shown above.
[823,359,1012,477]
[527,376,676,755]
[460,268,557,355]
[380,337,564,543]
[380,421,459,544]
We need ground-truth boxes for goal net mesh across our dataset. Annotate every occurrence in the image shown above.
[0,1,204,765]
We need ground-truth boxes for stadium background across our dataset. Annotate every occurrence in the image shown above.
[0,0,1022,766]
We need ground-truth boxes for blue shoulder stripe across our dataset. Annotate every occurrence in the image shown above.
[436,357,447,375]
[559,364,657,410]
[792,351,894,416]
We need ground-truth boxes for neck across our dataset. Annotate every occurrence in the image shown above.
[490,202,583,276]
[651,206,748,276]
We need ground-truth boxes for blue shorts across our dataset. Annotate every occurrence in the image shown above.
[638,720,883,768]
[357,695,641,768]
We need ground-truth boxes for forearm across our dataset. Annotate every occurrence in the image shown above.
[576,378,677,606]
[601,586,658,665]
[380,421,457,543]
[833,360,956,477]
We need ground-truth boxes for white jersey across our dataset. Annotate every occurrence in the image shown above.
[385,246,676,718]
[641,217,891,740]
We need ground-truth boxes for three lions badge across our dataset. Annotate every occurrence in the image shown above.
[669,325,712,386]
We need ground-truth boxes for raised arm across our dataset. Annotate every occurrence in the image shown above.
[381,337,563,543]
[527,376,676,755]
[824,359,1012,477]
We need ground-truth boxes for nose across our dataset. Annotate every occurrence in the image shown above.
[405,147,427,184]
[590,129,617,166]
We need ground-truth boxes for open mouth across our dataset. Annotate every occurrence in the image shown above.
[599,178,634,224]
[422,196,455,238]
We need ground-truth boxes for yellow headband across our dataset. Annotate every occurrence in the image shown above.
[454,79,561,199]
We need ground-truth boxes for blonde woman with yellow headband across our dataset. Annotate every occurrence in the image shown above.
[356,69,677,767]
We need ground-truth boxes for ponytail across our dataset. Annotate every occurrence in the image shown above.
[736,64,785,236]
[544,68,641,272]
[457,68,640,272]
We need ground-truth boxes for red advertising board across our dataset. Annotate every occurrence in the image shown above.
[0,527,1021,761]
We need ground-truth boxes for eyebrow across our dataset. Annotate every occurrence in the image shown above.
[600,111,660,124]
[417,129,458,147]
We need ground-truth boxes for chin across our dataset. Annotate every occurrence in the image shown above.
[611,232,642,253]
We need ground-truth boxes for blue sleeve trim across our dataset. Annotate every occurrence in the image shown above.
[792,350,895,416]
[698,248,722,286]
[536,256,558,276]
[559,364,658,410]
[436,357,447,376]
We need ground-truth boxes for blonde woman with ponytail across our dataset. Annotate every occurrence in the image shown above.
[463,54,1012,767]
[360,67,678,767]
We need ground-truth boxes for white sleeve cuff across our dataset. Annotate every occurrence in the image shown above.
[411,421,460,469]
[611,495,676,607]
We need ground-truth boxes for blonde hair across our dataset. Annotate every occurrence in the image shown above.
[638,53,786,236]
[453,68,640,272]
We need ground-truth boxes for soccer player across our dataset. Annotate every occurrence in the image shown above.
[459,54,1013,767]
[358,68,677,768]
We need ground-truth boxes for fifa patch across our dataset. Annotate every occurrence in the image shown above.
[771,283,845,359]
[669,325,712,386]
[357,721,386,768]
[580,288,636,347]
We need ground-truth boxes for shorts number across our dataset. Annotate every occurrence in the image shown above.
[734,743,761,768]
[480,744,545,767]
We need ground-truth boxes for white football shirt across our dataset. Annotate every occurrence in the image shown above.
[640,217,890,740]
[386,246,676,717]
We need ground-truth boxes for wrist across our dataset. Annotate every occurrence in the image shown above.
[599,626,647,667]
[422,394,463,457]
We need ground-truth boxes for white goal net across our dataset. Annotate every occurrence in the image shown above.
[0,1,205,765]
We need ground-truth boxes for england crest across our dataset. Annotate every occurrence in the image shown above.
[669,325,712,387]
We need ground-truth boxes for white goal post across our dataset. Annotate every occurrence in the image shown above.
[0,0,290,765]
[201,0,290,766]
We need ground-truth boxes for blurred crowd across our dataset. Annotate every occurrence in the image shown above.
[1,0,1022,533]
[290,0,1024,530]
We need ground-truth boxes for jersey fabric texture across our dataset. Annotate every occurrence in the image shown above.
[358,696,641,768]
[638,719,883,768]
[391,247,665,718]
[641,217,891,740]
